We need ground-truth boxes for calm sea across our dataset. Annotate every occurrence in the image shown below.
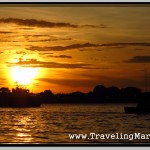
[0,104,150,144]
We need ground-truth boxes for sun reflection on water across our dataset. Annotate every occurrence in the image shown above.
[16,133,33,143]
[14,115,34,143]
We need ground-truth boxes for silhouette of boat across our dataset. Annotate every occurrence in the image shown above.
[124,106,150,114]
[0,96,41,108]
[124,106,137,113]
[125,70,150,114]
[0,87,41,108]
[124,92,150,114]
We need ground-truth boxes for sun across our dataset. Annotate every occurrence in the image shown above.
[11,66,38,86]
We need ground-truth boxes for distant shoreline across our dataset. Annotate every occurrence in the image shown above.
[0,85,149,106]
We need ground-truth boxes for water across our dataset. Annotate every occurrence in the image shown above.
[0,104,150,144]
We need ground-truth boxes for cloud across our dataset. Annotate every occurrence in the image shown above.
[40,52,53,55]
[0,18,108,29]
[28,39,73,43]
[62,38,72,41]
[125,56,150,63]
[18,27,35,30]
[0,18,78,28]
[6,58,99,69]
[26,42,99,52]
[81,24,108,28]
[0,31,15,34]
[24,35,72,43]
[100,42,150,47]
[26,42,150,52]
[24,34,50,38]
[47,55,72,59]
[28,39,55,42]
[28,38,68,42]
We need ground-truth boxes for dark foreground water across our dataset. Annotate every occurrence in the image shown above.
[0,104,150,144]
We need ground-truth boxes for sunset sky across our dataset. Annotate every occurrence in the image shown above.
[0,4,150,93]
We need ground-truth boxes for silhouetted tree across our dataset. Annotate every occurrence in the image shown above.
[107,86,120,102]
[0,84,148,107]
[0,87,10,94]
[43,90,54,96]
[93,85,107,102]
[121,87,141,102]
[38,89,55,103]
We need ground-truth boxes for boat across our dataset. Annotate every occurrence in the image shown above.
[125,70,150,114]
[124,92,150,114]
[0,87,42,108]
[124,106,137,114]
[124,106,150,114]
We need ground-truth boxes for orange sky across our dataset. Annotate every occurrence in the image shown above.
[0,4,150,93]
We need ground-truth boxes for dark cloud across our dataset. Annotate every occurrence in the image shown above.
[6,58,99,69]
[26,42,99,52]
[41,52,53,55]
[47,55,72,59]
[0,39,57,43]
[0,31,15,34]
[0,18,108,29]
[26,42,150,52]
[18,27,35,30]
[25,36,72,43]
[99,24,108,28]
[24,35,72,40]
[125,56,150,63]
[28,39,58,42]
[24,35,50,38]
[0,39,23,43]
[100,42,150,47]
[81,24,108,28]
[62,38,72,41]
[0,18,78,28]
[10,41,22,43]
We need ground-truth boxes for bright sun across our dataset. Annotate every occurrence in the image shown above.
[11,66,38,86]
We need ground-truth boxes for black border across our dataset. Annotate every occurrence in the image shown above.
[0,1,150,147]
[0,2,150,4]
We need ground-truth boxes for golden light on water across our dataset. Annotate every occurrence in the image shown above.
[16,133,33,143]
[11,66,38,86]
[15,116,33,143]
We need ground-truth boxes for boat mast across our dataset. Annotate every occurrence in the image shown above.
[145,70,148,92]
